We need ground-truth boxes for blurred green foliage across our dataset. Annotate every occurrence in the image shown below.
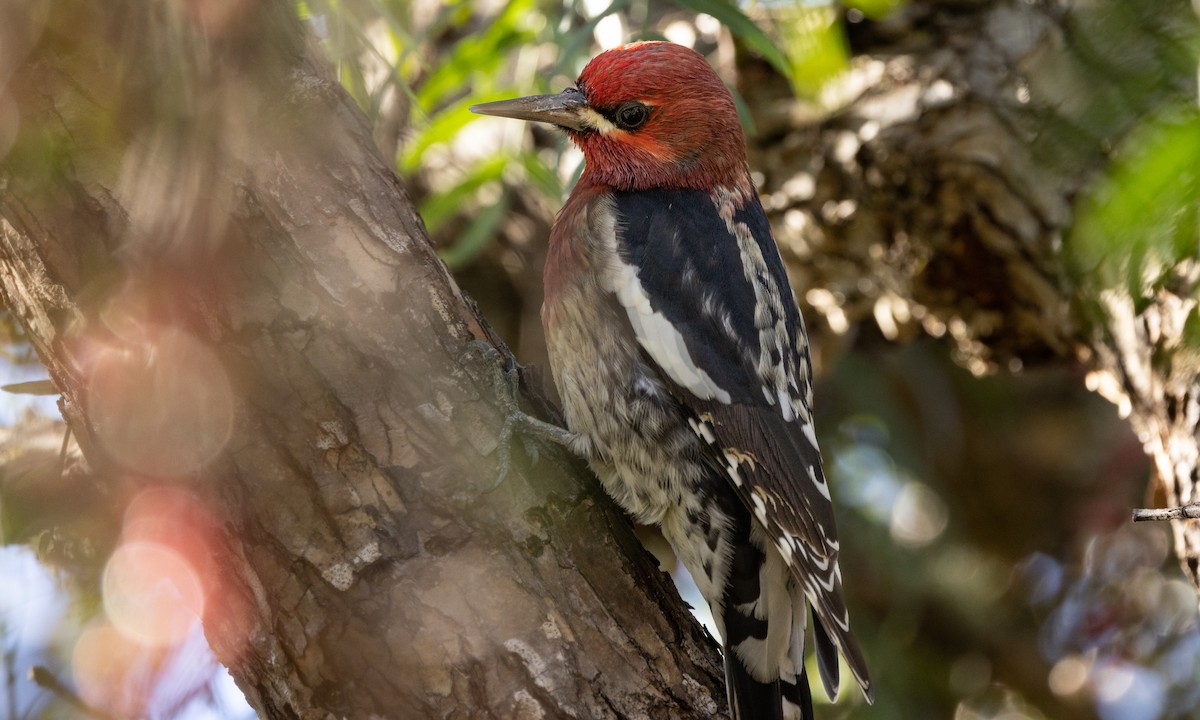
[674,0,791,77]
[768,2,847,98]
[302,0,858,268]
[1070,108,1200,303]
[844,0,901,19]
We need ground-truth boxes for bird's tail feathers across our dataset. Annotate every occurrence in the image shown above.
[780,664,815,720]
[725,649,788,720]
[805,562,873,704]
[778,594,814,719]
[812,610,841,700]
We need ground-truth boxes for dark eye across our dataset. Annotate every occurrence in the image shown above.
[614,102,649,130]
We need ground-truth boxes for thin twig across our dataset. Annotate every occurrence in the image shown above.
[57,424,72,481]
[1131,502,1200,522]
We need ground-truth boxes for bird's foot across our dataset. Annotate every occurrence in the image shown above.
[466,340,575,492]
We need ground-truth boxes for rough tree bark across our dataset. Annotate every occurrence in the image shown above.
[742,0,1200,593]
[0,1,725,717]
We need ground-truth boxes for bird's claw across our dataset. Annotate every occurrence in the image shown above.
[466,339,573,493]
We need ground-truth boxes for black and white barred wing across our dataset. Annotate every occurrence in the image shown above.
[704,402,871,700]
[606,186,872,701]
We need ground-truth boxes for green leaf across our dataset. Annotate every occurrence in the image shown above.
[770,3,850,99]
[1069,110,1200,296]
[418,155,508,232]
[416,0,539,109]
[520,152,564,201]
[361,0,418,51]
[401,98,486,174]
[439,187,512,269]
[729,86,758,137]
[845,0,903,20]
[667,0,792,80]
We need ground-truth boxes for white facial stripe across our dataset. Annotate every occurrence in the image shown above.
[577,107,617,134]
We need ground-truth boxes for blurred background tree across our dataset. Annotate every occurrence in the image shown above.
[2,0,1199,718]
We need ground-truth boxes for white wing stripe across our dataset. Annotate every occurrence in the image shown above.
[806,464,831,501]
[610,258,733,404]
[800,422,820,452]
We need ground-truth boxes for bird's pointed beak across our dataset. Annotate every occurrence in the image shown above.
[470,88,591,132]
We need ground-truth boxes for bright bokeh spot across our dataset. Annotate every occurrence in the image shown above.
[86,323,234,477]
[593,14,625,51]
[122,485,220,592]
[116,485,257,667]
[662,21,697,49]
[124,486,215,547]
[890,481,949,548]
[1048,654,1089,697]
[103,540,205,647]
[1092,660,1166,720]
[0,546,69,720]
[72,621,153,718]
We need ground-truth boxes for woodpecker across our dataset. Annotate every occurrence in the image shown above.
[472,41,872,720]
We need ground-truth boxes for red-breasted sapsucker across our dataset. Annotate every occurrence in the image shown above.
[472,41,872,720]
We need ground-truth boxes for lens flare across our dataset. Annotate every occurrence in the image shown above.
[103,540,205,647]
[72,621,153,718]
[114,486,256,664]
[123,486,219,581]
[86,325,234,477]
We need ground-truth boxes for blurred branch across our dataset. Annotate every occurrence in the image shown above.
[28,666,120,720]
[1133,503,1200,522]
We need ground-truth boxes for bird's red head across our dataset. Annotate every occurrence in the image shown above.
[570,42,749,191]
[472,42,750,192]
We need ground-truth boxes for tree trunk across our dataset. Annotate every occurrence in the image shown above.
[744,0,1200,593]
[0,1,725,717]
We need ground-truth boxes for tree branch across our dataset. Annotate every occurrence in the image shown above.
[1133,503,1200,522]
